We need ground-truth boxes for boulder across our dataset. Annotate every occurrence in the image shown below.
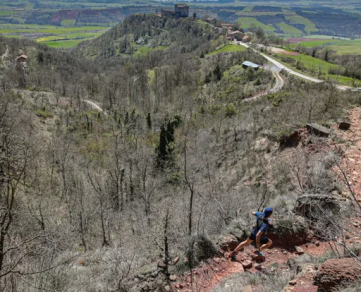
[218,234,239,252]
[287,253,314,270]
[314,258,361,291]
[294,194,341,220]
[306,123,330,137]
[339,122,351,130]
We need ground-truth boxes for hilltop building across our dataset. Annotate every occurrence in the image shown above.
[227,30,244,41]
[175,4,189,18]
[161,4,189,19]
[16,53,28,88]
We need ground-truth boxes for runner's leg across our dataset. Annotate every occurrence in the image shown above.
[234,237,253,253]
[259,239,272,252]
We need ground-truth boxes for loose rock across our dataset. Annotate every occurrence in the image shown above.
[295,246,305,254]
[172,256,180,265]
[218,234,239,252]
[241,260,253,269]
[169,275,177,281]
[289,279,297,286]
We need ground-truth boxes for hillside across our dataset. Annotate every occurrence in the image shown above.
[1,13,361,292]
[72,14,217,59]
[1,1,361,46]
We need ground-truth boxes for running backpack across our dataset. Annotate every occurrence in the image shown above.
[256,216,265,231]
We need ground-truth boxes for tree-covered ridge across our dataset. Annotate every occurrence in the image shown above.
[73,14,217,58]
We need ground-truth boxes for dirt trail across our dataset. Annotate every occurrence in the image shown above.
[172,244,318,292]
[1,45,9,62]
[334,107,361,203]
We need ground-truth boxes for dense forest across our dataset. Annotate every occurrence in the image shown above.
[1,13,361,292]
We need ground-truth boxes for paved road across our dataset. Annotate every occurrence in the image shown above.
[83,100,108,118]
[239,43,351,91]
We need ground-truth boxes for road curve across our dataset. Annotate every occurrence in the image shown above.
[83,99,108,118]
[239,43,351,91]
[242,71,284,103]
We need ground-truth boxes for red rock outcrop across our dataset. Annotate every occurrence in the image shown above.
[314,258,361,291]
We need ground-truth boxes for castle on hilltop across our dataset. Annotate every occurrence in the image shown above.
[161,4,189,19]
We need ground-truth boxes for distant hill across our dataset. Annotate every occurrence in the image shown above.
[72,14,217,59]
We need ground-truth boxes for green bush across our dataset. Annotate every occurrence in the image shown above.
[35,109,54,119]
[225,103,237,117]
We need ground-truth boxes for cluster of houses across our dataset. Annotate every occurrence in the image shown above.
[205,19,252,43]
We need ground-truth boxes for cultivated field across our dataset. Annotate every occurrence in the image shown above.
[286,37,361,55]
[274,53,357,86]
[0,24,107,48]
[277,22,303,36]
[236,17,275,32]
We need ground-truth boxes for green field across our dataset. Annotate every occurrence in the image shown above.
[274,53,356,86]
[61,19,76,26]
[287,38,361,55]
[278,22,303,36]
[0,24,108,48]
[242,6,254,12]
[285,15,318,35]
[236,17,275,32]
[0,11,15,16]
[45,39,85,48]
[207,44,247,56]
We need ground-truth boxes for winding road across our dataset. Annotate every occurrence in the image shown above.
[83,99,108,118]
[239,42,351,91]
[242,71,284,103]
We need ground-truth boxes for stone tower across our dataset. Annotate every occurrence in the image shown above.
[175,4,189,18]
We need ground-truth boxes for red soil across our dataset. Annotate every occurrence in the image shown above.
[286,38,327,43]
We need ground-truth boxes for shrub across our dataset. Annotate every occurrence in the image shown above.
[225,103,237,117]
[35,108,54,119]
[195,235,218,261]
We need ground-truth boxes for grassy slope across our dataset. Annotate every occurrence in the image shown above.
[274,53,356,86]
[207,44,246,56]
[278,22,303,36]
[289,39,361,55]
[285,15,318,35]
[242,6,254,12]
[236,17,275,32]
